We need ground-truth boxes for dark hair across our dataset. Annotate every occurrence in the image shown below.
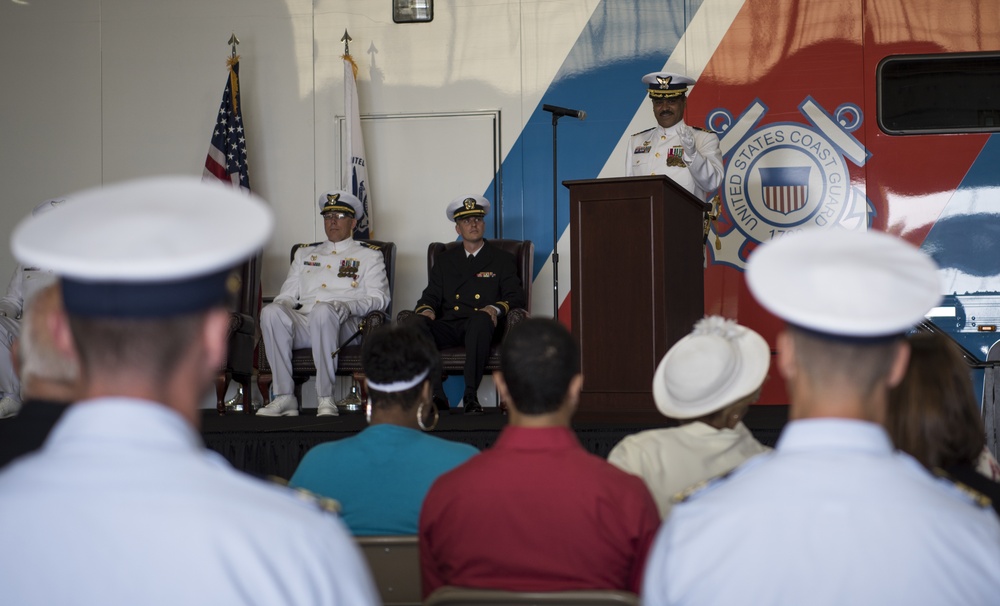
[499,318,580,415]
[362,324,440,412]
[886,332,985,470]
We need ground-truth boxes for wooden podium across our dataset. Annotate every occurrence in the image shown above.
[565,175,710,422]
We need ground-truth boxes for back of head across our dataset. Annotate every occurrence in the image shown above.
[362,324,440,411]
[746,229,941,408]
[886,332,985,469]
[499,318,580,415]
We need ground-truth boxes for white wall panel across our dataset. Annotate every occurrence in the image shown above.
[0,0,590,298]
[349,111,500,319]
[0,0,103,279]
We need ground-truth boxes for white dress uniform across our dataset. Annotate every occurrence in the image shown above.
[0,264,56,400]
[607,421,770,518]
[642,419,1000,606]
[625,119,724,202]
[0,399,380,606]
[261,237,390,397]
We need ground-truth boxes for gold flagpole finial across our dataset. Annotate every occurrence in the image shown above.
[228,33,240,58]
[341,29,352,56]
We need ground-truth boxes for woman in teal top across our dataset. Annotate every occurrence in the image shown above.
[290,325,478,536]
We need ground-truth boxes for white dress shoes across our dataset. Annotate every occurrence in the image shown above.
[255,394,299,417]
[316,396,340,417]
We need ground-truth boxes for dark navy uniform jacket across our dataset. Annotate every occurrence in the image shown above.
[415,240,526,322]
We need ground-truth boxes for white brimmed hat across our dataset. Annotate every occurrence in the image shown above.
[11,176,274,318]
[653,316,770,419]
[318,190,363,219]
[446,195,490,222]
[747,229,940,338]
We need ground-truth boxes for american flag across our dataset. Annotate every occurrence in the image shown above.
[203,56,250,192]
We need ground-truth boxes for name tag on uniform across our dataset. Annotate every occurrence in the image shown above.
[476,272,496,278]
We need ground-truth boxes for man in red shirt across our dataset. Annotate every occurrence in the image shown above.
[419,319,661,598]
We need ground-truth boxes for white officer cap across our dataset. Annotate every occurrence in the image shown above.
[318,190,363,220]
[11,176,274,317]
[446,195,491,222]
[653,316,770,419]
[643,72,696,99]
[746,229,941,338]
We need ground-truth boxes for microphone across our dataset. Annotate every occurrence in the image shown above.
[542,104,586,121]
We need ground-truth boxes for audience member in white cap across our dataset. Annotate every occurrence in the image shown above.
[643,229,1000,605]
[289,323,477,535]
[0,177,378,606]
[257,190,390,417]
[608,316,770,517]
[405,194,525,414]
[625,72,723,202]
[0,197,68,418]
[0,283,81,469]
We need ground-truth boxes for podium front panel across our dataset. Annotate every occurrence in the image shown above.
[567,176,706,422]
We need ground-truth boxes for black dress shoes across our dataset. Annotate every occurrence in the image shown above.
[464,393,483,414]
[433,394,450,412]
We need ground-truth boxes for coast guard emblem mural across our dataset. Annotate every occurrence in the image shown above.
[706,97,874,269]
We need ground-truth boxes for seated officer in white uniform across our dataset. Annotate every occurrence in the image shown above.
[625,72,724,202]
[642,230,1000,605]
[0,198,67,418]
[0,177,378,606]
[257,190,390,417]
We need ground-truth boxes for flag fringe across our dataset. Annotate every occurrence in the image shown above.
[342,52,359,81]
[226,55,240,114]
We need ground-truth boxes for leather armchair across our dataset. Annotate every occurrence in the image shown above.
[256,240,396,406]
[397,239,533,406]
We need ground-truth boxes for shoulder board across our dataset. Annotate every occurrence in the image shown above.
[359,241,382,251]
[299,241,324,250]
[931,468,992,509]
[692,126,713,133]
[268,475,342,514]
[631,127,655,137]
[670,452,770,505]
[671,468,736,505]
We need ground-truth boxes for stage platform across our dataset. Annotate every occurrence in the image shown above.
[201,405,790,480]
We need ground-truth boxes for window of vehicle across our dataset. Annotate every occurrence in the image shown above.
[878,52,1000,134]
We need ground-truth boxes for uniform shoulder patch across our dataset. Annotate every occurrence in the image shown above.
[932,468,993,509]
[671,468,736,505]
[631,127,655,137]
[359,241,382,251]
[268,475,342,515]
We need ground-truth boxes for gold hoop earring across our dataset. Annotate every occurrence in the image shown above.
[417,399,439,432]
[365,400,372,424]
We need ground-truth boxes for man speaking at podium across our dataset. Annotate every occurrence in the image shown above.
[625,72,724,203]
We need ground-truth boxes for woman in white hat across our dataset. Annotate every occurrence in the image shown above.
[607,316,771,517]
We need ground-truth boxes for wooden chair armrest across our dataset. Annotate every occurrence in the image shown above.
[502,308,530,339]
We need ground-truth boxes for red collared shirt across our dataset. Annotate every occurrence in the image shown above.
[419,425,661,597]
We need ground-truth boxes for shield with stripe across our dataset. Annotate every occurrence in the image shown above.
[759,166,810,214]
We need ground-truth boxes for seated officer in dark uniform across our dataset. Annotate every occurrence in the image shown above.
[408,195,526,414]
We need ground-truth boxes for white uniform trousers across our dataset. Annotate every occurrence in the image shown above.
[261,302,361,398]
[0,315,20,398]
